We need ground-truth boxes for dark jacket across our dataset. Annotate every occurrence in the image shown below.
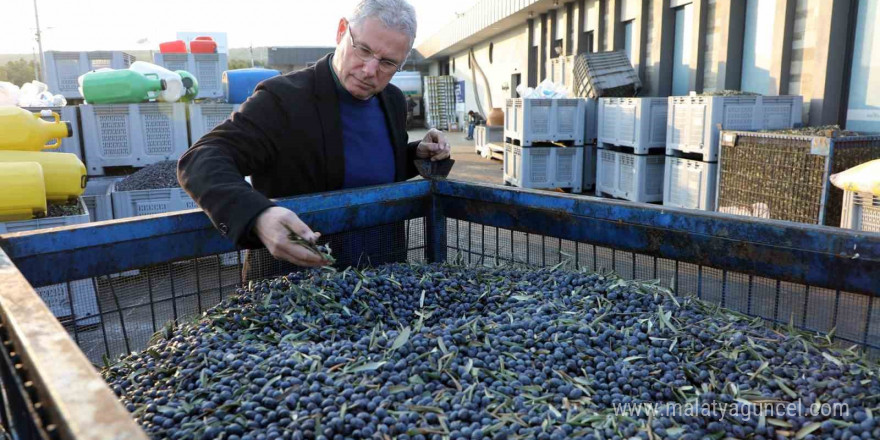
[178,54,421,249]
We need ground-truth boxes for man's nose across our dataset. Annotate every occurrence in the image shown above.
[361,57,380,77]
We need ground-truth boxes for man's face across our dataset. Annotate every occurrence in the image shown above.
[333,17,411,100]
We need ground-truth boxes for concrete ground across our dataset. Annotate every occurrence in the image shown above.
[407,128,504,185]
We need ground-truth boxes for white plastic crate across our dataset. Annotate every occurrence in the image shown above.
[582,145,597,191]
[82,177,119,222]
[663,157,718,210]
[110,182,197,219]
[0,198,99,327]
[667,95,803,162]
[840,190,880,232]
[572,51,642,99]
[108,182,244,265]
[596,149,665,203]
[80,103,188,175]
[504,144,583,192]
[23,106,83,159]
[0,197,89,233]
[504,98,587,146]
[598,97,668,153]
[189,103,240,143]
[109,181,196,277]
[44,51,135,99]
[153,53,229,99]
[474,125,503,158]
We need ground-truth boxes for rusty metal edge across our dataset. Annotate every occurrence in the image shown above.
[0,248,148,440]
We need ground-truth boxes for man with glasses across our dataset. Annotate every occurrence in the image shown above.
[178,0,450,277]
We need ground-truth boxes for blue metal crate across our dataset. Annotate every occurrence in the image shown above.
[0,180,879,438]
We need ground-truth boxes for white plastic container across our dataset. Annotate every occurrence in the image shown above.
[598,97,668,153]
[840,190,880,232]
[44,51,135,99]
[80,103,188,175]
[130,61,184,102]
[189,103,240,143]
[663,157,718,210]
[23,106,83,160]
[596,149,665,202]
[153,53,228,99]
[666,95,803,162]
[82,177,119,222]
[504,144,584,192]
[504,98,587,146]
[110,182,197,219]
[0,197,89,233]
[572,51,642,99]
[475,125,503,158]
[0,197,99,328]
[107,182,244,265]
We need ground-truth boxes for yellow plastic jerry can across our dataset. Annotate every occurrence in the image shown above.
[0,106,73,151]
[0,162,47,221]
[0,151,86,202]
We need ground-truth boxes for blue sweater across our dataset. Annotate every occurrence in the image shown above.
[332,65,395,189]
[331,62,398,265]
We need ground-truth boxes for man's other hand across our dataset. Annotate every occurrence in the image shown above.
[416,128,452,162]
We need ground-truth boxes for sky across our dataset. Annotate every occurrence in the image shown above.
[1,0,478,55]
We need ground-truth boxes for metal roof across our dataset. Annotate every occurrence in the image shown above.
[415,0,562,59]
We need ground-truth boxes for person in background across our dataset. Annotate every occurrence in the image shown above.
[405,95,417,128]
[178,0,451,279]
[465,110,485,140]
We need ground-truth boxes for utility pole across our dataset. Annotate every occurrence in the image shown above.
[33,0,45,83]
[32,48,40,81]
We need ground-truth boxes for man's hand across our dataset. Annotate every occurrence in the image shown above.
[253,206,329,267]
[416,128,452,162]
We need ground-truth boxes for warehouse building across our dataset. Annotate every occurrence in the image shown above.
[415,0,879,133]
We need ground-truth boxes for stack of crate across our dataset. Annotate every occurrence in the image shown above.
[595,97,668,203]
[664,95,803,211]
[423,76,456,130]
[502,98,590,193]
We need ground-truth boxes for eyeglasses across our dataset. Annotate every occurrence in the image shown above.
[348,26,404,74]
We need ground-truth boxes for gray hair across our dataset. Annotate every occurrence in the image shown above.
[349,0,418,50]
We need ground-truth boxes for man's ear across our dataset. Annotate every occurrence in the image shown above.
[336,18,348,45]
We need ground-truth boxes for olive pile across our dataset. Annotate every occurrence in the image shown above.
[104,263,879,440]
[116,160,181,191]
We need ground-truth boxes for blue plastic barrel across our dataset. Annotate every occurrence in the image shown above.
[222,68,281,104]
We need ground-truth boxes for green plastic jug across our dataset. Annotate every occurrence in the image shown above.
[82,70,167,104]
[177,70,199,102]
